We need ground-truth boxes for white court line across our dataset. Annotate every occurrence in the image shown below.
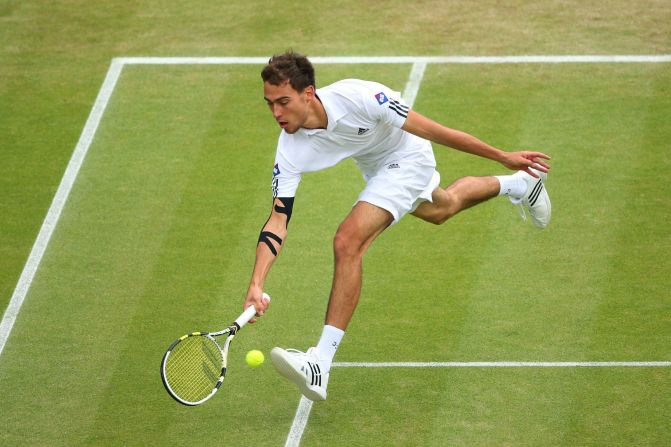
[0,59,124,357]
[402,62,427,108]
[116,55,671,65]
[285,397,313,447]
[333,361,671,367]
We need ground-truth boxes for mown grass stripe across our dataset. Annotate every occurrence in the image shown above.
[0,59,124,357]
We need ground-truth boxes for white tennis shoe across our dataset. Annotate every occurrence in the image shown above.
[270,347,329,401]
[511,168,551,229]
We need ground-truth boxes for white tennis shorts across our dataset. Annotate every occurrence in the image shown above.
[357,149,441,224]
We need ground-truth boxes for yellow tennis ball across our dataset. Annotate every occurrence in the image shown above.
[246,350,264,368]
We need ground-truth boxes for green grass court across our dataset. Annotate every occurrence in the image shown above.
[1,1,670,446]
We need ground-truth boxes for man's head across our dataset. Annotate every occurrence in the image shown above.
[262,51,315,92]
[262,51,318,134]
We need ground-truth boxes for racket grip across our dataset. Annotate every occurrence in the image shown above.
[235,293,271,329]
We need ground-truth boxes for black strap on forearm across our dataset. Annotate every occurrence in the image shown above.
[258,231,283,256]
[274,197,295,227]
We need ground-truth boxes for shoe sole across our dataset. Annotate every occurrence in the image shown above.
[524,171,551,228]
[527,180,550,228]
[270,348,326,401]
[531,187,551,228]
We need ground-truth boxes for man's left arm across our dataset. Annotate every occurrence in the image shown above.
[402,110,550,175]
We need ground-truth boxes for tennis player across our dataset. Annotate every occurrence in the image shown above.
[244,51,551,401]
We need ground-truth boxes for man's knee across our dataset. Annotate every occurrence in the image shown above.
[333,202,391,259]
[333,226,363,259]
[426,212,449,226]
[417,187,463,225]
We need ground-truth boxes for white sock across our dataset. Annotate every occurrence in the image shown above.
[495,173,527,200]
[315,325,344,371]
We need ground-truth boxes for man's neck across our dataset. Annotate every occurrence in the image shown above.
[303,95,328,130]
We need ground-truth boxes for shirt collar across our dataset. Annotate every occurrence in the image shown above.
[300,89,347,135]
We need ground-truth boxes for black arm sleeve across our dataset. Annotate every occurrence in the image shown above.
[258,231,283,256]
[273,197,295,227]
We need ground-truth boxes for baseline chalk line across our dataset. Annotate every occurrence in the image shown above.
[333,361,671,368]
[115,55,671,65]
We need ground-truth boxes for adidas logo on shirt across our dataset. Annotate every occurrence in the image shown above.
[358,128,370,135]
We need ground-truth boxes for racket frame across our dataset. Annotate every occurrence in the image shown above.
[161,328,234,406]
[160,298,268,406]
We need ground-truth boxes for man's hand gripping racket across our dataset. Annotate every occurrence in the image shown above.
[160,293,270,406]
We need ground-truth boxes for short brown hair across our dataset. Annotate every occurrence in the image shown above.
[261,51,315,92]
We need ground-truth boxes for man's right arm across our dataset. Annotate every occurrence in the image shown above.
[244,196,294,319]
[401,110,551,175]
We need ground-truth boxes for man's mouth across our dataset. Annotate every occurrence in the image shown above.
[278,120,288,129]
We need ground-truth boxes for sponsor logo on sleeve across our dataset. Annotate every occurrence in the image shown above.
[272,178,278,197]
[272,163,280,197]
[375,91,388,105]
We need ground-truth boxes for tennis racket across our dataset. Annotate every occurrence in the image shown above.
[160,293,270,406]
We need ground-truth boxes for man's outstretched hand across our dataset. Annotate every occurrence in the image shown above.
[500,151,551,177]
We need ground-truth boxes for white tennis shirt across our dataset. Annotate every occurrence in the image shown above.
[271,79,436,198]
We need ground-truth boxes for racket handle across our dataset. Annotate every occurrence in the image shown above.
[235,293,271,329]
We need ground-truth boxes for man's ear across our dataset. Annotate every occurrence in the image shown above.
[303,85,316,100]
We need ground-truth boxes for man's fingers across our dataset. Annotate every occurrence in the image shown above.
[530,160,550,172]
[529,152,551,161]
[504,151,551,176]
[524,153,551,172]
[244,291,270,324]
[257,300,269,315]
[525,167,540,178]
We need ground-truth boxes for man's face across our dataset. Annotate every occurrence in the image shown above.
[263,81,314,134]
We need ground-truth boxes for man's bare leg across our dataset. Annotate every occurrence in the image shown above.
[412,176,500,224]
[325,201,393,330]
[269,201,392,401]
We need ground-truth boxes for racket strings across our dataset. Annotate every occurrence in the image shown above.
[164,335,223,403]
